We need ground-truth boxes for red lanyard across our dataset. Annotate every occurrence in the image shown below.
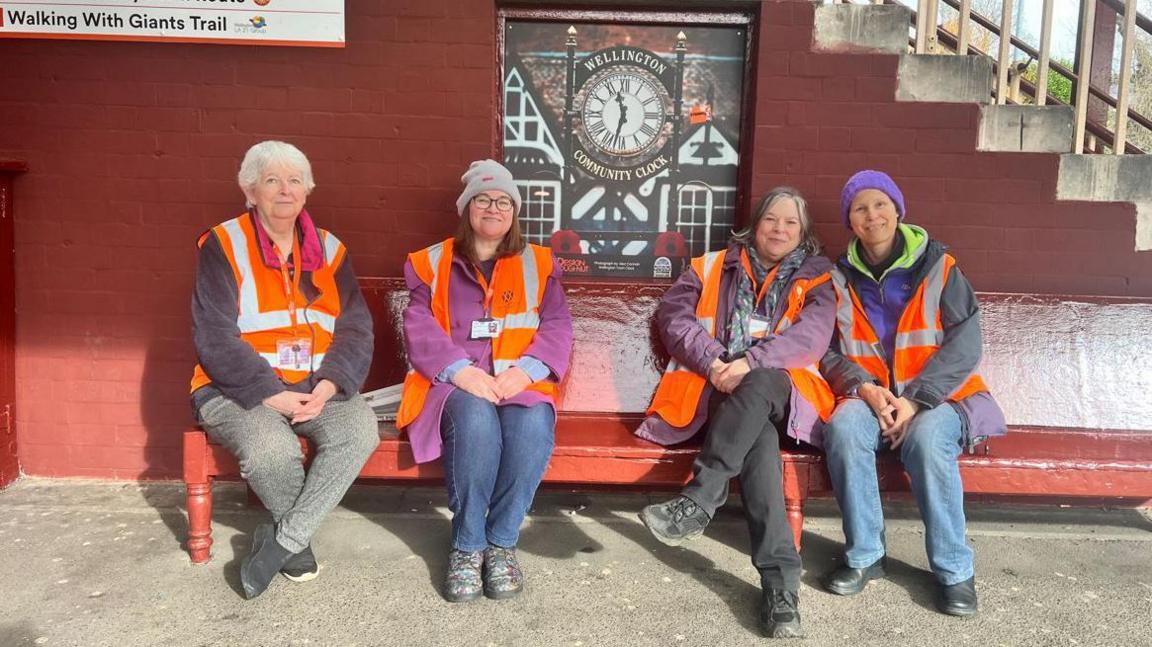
[740,248,781,311]
[473,262,498,318]
[276,235,303,326]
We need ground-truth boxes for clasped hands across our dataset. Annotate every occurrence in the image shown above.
[708,357,752,394]
[451,365,533,404]
[856,382,921,449]
[262,378,338,424]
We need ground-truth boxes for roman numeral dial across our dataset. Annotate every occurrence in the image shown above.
[579,67,670,159]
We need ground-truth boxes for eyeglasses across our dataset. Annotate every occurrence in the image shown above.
[472,195,515,212]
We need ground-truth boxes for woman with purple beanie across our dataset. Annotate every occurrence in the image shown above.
[819,170,1005,617]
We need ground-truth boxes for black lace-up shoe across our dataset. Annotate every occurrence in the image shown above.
[240,523,294,600]
[822,557,887,596]
[760,588,804,638]
[639,496,711,546]
[936,576,978,617]
[280,544,319,582]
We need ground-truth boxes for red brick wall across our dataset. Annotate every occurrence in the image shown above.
[0,0,1149,479]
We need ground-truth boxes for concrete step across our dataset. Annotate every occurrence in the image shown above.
[813,2,910,54]
[1058,154,1152,250]
[897,54,993,103]
[978,105,1074,153]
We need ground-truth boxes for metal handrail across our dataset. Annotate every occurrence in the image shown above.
[935,0,1152,138]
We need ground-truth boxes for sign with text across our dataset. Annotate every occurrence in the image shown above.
[0,0,344,47]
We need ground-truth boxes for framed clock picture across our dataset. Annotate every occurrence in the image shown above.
[500,10,753,279]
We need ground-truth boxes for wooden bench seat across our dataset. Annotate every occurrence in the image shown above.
[183,278,1152,563]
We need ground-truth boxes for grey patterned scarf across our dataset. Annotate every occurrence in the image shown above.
[726,245,808,357]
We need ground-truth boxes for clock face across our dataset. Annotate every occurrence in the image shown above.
[579,67,670,159]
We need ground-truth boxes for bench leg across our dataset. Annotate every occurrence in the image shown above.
[186,479,214,564]
[785,496,804,551]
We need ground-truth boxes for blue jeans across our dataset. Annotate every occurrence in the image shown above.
[440,389,556,552]
[823,398,973,585]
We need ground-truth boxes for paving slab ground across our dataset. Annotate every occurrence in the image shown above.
[1,478,1151,647]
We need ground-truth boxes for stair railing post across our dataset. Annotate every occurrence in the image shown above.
[1036,0,1055,106]
[957,0,972,55]
[1074,0,1099,152]
[996,0,1015,104]
[915,0,930,53]
[1113,0,1138,153]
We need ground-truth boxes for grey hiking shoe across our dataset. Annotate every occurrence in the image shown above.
[443,549,483,603]
[639,496,711,546]
[482,546,524,600]
[280,545,319,582]
[760,588,804,638]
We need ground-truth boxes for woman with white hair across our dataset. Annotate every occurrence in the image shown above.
[191,140,378,600]
[636,187,836,639]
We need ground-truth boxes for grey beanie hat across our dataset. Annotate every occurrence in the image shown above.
[455,159,522,217]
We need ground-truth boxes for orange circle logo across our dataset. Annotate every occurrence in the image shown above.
[254,0,270,6]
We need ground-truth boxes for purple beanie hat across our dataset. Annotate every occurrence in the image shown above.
[840,170,906,228]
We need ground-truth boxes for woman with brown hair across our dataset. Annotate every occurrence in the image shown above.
[398,160,573,603]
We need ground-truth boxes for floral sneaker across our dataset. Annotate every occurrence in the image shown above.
[482,545,524,600]
[443,549,483,603]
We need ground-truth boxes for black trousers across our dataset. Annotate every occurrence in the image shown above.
[681,368,801,590]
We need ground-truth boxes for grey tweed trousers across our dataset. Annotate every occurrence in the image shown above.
[197,394,378,553]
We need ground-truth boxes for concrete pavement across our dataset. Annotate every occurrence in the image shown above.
[1,478,1151,646]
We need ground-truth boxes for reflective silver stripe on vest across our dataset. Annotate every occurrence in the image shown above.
[660,250,724,376]
[830,268,876,359]
[917,255,950,346]
[696,250,725,336]
[321,230,343,265]
[302,310,337,334]
[503,246,543,330]
[426,241,447,298]
[221,218,293,334]
[493,359,515,373]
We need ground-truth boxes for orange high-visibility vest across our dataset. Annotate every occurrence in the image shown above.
[830,253,987,400]
[190,213,345,392]
[646,250,836,428]
[396,238,558,428]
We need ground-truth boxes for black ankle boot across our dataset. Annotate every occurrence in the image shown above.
[240,523,294,599]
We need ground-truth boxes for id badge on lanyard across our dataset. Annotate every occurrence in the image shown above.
[277,338,312,370]
[741,249,781,343]
[470,264,504,340]
[274,237,311,370]
[749,314,771,340]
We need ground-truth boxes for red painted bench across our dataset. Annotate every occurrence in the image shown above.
[183,279,1152,563]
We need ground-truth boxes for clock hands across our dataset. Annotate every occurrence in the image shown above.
[614,92,629,143]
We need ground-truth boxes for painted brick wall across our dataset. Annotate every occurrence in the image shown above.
[0,0,1149,479]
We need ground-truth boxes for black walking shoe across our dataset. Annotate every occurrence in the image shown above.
[760,588,804,639]
[482,546,525,600]
[639,496,711,546]
[936,576,978,617]
[280,544,319,582]
[240,523,294,599]
[822,557,887,596]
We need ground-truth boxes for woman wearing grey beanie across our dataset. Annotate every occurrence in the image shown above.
[397,159,573,602]
[819,169,1005,617]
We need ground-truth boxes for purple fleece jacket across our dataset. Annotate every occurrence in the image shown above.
[400,248,574,464]
[635,244,836,447]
